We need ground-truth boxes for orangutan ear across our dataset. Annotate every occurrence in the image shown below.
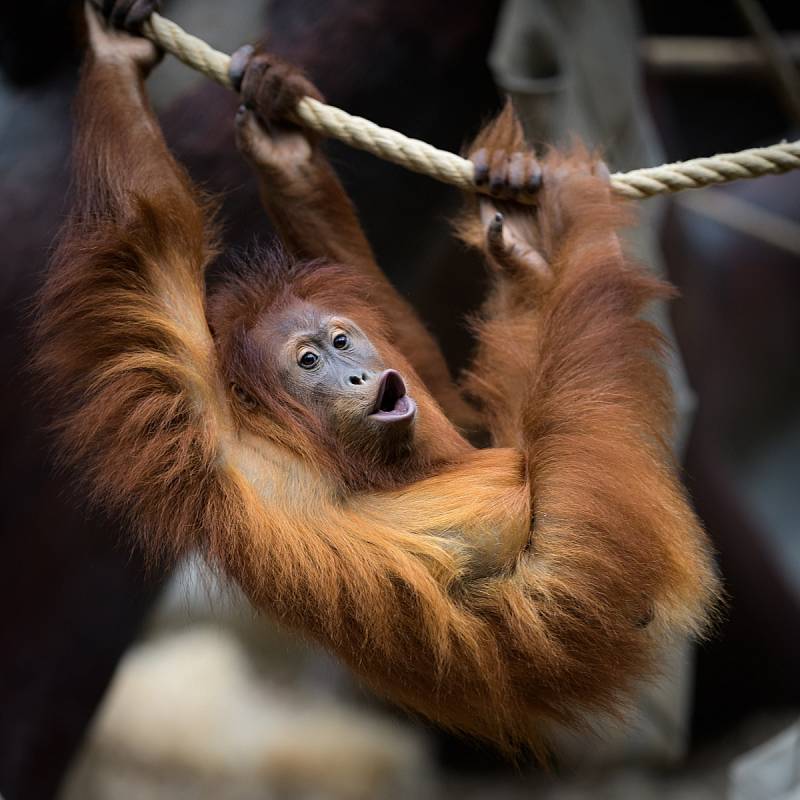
[231,383,258,410]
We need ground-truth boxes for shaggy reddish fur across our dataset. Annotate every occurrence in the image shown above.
[36,48,718,754]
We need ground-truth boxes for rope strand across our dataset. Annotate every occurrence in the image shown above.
[140,10,800,202]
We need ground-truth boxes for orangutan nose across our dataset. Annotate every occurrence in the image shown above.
[348,372,369,386]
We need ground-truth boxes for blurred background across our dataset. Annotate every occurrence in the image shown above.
[0,1,798,798]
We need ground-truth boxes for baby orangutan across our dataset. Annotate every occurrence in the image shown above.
[36,3,718,753]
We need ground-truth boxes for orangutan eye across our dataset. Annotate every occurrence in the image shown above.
[332,333,348,349]
[298,350,319,369]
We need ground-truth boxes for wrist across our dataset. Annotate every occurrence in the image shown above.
[87,47,142,74]
[83,6,161,77]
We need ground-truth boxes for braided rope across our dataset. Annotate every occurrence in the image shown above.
[296,98,477,190]
[141,11,800,201]
[612,141,800,198]
[143,13,232,88]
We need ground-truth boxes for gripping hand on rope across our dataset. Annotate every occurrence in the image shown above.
[94,0,800,200]
[231,48,325,170]
[88,0,160,72]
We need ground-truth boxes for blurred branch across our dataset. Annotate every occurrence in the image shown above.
[642,34,800,77]
[675,187,800,257]
[735,0,800,126]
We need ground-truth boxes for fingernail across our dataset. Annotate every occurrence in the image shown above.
[229,44,255,91]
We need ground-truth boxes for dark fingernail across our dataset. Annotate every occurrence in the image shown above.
[125,0,158,31]
[489,151,508,195]
[472,148,489,185]
[229,44,255,91]
[490,176,505,195]
[488,213,504,243]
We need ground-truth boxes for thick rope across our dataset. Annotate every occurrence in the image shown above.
[141,11,800,201]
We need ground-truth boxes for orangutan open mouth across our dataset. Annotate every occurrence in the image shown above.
[369,369,417,423]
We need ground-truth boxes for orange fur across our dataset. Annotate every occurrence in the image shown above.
[36,49,719,754]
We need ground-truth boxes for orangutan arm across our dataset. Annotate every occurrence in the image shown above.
[232,51,475,427]
[36,8,230,559]
[455,104,719,717]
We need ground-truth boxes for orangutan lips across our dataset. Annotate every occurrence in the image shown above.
[369,369,416,423]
